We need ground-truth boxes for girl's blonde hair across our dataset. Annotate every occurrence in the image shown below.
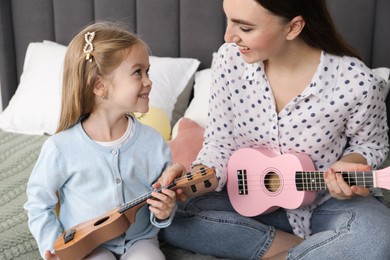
[56,21,147,133]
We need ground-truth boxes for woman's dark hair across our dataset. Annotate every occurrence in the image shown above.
[256,0,362,60]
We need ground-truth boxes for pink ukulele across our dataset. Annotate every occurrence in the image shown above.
[227,147,390,217]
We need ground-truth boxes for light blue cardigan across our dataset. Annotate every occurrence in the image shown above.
[24,118,173,257]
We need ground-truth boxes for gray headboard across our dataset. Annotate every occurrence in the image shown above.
[1,0,390,111]
[0,0,226,110]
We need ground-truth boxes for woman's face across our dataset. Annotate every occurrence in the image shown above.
[223,0,291,64]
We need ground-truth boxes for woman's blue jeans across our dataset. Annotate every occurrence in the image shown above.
[159,189,390,259]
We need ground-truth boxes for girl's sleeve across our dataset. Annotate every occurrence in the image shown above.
[24,139,67,258]
[343,76,389,169]
[150,204,177,228]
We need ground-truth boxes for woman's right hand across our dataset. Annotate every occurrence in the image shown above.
[45,250,59,260]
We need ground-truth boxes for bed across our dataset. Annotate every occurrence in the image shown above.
[0,0,389,259]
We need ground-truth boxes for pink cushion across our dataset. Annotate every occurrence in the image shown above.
[169,118,205,171]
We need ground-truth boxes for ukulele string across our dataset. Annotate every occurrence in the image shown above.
[119,168,214,212]
[238,171,383,191]
[245,177,377,185]
[244,171,379,182]
[241,181,375,191]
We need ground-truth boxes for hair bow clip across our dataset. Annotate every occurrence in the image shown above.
[83,31,95,62]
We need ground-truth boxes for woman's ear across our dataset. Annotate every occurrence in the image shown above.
[93,76,107,97]
[286,16,305,40]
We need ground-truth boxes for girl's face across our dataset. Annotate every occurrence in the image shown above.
[103,43,152,114]
[223,0,291,64]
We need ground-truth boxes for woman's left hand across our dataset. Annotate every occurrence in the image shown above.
[324,160,371,200]
[147,182,177,221]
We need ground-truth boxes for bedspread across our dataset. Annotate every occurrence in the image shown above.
[0,130,48,259]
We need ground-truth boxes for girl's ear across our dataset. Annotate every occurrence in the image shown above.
[286,16,305,40]
[93,76,107,97]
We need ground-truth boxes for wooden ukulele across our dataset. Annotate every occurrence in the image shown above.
[227,147,390,217]
[54,168,215,260]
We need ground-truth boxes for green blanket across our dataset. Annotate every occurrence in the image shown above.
[0,131,48,259]
[0,130,389,260]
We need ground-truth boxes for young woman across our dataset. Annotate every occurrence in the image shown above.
[159,0,390,259]
[24,22,177,260]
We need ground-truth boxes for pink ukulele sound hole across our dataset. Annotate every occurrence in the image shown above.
[264,170,281,194]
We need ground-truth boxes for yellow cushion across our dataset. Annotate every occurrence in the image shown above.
[135,106,171,140]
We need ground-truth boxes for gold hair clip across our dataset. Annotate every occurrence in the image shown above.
[83,32,95,62]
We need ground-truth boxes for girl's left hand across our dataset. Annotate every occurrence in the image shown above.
[324,161,371,200]
[157,163,187,202]
[147,182,176,221]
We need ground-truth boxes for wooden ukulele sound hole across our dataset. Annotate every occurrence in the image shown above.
[264,172,280,192]
[94,216,109,226]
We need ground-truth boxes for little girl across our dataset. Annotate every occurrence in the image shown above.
[24,21,177,260]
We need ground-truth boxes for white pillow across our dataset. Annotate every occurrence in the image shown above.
[183,68,212,129]
[0,42,66,135]
[372,67,390,97]
[0,41,200,135]
[43,40,200,120]
[148,56,200,120]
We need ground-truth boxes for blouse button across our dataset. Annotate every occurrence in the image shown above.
[116,178,121,184]
[111,149,118,155]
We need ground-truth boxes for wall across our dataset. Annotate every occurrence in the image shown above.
[0,77,2,112]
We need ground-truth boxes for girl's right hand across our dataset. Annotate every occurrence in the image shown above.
[45,250,59,260]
